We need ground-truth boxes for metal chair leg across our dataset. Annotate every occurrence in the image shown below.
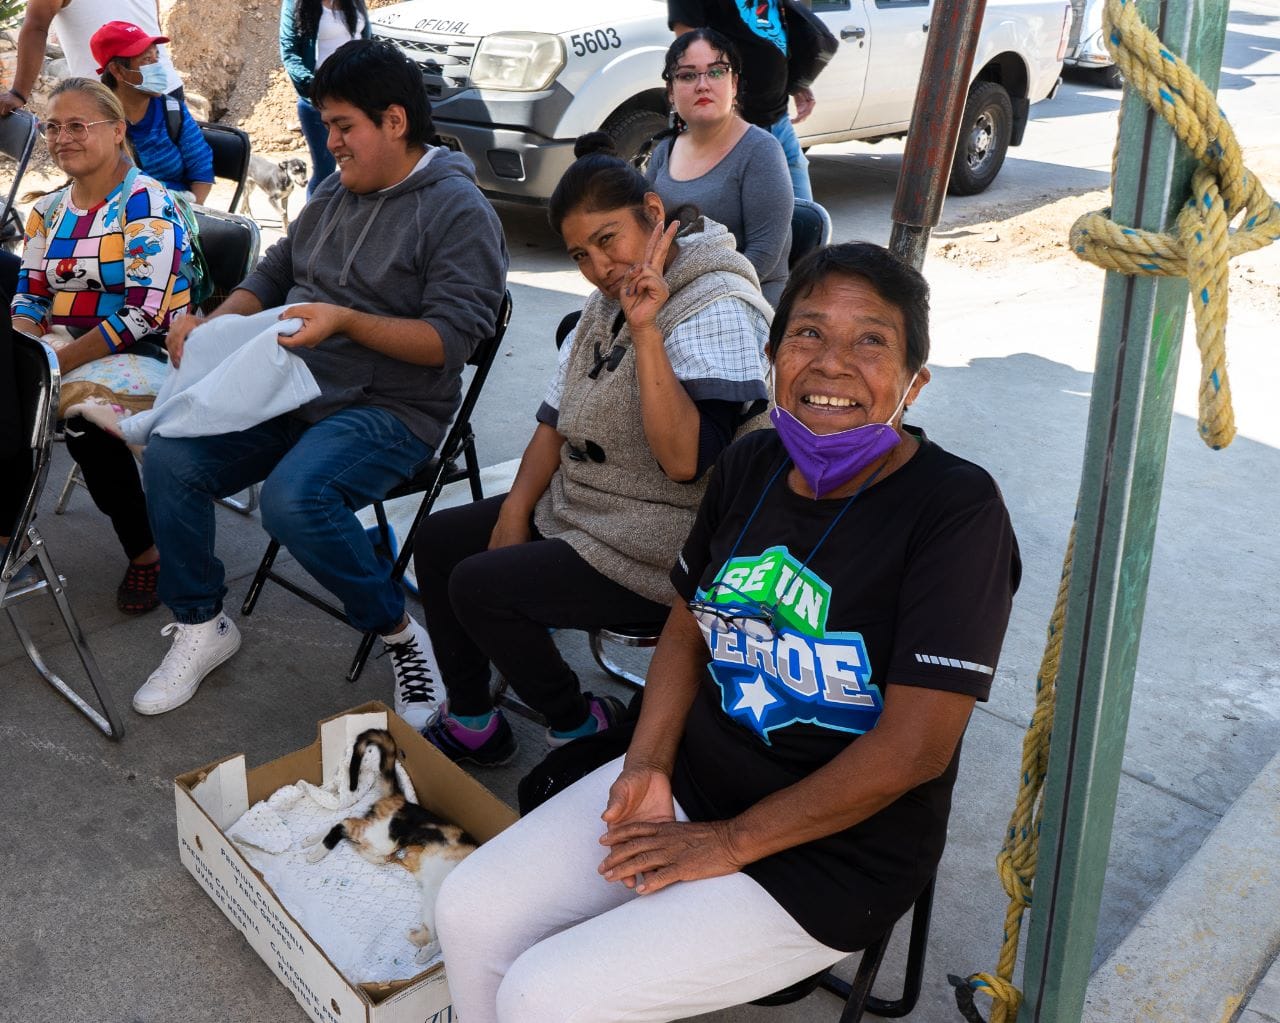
[818,875,936,1021]
[821,927,891,1023]
[216,482,260,516]
[346,629,378,683]
[241,538,282,615]
[588,629,650,688]
[54,463,82,515]
[864,876,935,1017]
[6,536,124,739]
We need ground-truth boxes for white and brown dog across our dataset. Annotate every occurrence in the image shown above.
[244,155,309,230]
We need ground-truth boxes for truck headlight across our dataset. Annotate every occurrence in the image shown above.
[470,33,565,92]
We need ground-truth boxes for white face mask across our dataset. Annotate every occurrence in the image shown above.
[134,61,171,95]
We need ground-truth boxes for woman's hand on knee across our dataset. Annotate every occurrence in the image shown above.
[602,765,674,833]
[487,504,532,550]
[598,819,743,895]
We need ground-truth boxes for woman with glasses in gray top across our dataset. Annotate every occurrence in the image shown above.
[646,29,793,306]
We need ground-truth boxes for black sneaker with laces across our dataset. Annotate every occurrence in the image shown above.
[380,617,443,729]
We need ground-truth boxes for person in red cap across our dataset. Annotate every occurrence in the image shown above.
[92,20,213,204]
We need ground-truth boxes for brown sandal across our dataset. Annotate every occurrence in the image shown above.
[116,560,160,615]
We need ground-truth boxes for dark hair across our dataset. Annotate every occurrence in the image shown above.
[662,28,743,84]
[548,132,652,235]
[770,243,931,372]
[311,38,435,148]
[294,0,367,45]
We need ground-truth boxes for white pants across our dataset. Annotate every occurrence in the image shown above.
[435,758,846,1023]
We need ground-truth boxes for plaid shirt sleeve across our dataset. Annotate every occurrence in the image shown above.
[536,324,576,428]
[665,296,769,404]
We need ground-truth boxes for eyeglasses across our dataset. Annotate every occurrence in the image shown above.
[40,119,118,141]
[669,64,731,86]
[687,581,777,638]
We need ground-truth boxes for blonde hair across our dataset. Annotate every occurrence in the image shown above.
[49,76,128,122]
[22,77,128,201]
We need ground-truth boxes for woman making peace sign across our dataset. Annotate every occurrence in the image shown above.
[412,133,771,761]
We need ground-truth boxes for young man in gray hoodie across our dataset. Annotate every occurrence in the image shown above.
[135,39,509,724]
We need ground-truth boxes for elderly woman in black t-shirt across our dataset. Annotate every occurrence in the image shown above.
[433,242,1022,1023]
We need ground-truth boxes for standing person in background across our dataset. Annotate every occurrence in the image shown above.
[669,0,815,201]
[92,21,214,204]
[280,0,371,197]
[0,0,179,117]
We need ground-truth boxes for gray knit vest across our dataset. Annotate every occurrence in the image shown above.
[534,218,773,604]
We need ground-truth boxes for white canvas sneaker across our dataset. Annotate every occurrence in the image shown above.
[383,616,444,730]
[133,613,242,715]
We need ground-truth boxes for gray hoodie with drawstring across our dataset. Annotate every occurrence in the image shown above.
[237,147,509,449]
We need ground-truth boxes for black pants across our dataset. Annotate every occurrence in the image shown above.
[63,419,154,561]
[413,494,669,731]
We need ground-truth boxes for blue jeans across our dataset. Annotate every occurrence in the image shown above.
[769,114,813,202]
[297,97,335,198]
[144,407,431,631]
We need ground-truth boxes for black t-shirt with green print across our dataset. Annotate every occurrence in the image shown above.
[669,427,1021,952]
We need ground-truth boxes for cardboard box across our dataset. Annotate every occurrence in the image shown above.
[175,702,517,1023]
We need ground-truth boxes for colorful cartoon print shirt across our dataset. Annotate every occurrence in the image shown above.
[669,428,1021,952]
[11,173,191,352]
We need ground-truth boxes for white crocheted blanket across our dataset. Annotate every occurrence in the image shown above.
[226,737,442,985]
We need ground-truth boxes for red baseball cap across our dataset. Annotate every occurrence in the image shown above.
[90,21,169,75]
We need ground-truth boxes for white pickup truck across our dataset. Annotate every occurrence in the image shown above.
[371,0,1071,202]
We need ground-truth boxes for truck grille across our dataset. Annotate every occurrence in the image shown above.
[374,31,478,98]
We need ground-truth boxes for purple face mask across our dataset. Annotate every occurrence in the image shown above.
[771,373,918,499]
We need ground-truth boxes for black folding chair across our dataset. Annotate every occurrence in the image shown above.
[2,332,124,740]
[0,109,38,228]
[752,874,935,1022]
[198,122,251,214]
[241,291,514,682]
[190,205,262,313]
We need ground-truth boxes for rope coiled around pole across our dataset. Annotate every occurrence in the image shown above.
[956,0,1277,1019]
[1070,0,1279,450]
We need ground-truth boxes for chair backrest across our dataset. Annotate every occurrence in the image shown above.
[453,290,513,436]
[789,197,833,269]
[0,110,39,225]
[198,122,251,214]
[2,333,58,580]
[192,206,261,312]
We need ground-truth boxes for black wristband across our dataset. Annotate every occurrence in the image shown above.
[8,88,27,104]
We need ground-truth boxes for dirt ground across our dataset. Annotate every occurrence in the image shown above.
[161,0,402,155]
[930,141,1280,321]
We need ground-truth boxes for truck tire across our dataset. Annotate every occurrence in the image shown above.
[602,109,670,171]
[947,80,1014,196]
[1099,64,1124,89]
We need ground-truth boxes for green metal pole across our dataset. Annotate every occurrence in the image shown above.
[1016,3,1230,1022]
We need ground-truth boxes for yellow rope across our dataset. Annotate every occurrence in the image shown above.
[1070,0,1280,450]
[959,0,1278,1018]
[962,526,1073,1023]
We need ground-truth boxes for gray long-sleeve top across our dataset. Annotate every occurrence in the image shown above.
[647,125,792,306]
